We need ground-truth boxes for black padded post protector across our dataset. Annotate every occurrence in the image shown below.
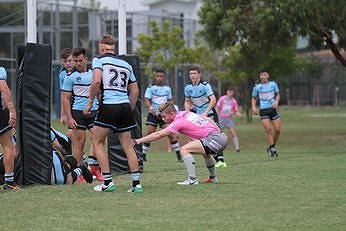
[108,55,143,174]
[15,43,52,185]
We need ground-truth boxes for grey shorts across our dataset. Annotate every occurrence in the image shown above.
[219,117,235,129]
[200,132,228,155]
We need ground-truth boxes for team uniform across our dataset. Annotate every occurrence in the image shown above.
[184,81,218,122]
[0,67,12,135]
[61,69,98,129]
[92,53,137,132]
[144,84,172,127]
[59,68,73,89]
[251,81,280,120]
[51,127,72,156]
[167,111,227,155]
[216,95,239,129]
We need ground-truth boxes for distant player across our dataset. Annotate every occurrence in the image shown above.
[216,87,242,155]
[143,69,181,162]
[251,69,281,157]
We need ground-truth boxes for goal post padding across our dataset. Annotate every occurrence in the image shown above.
[15,43,52,185]
[108,55,143,174]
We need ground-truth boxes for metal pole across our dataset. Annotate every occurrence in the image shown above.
[72,0,78,48]
[118,0,126,55]
[27,0,37,43]
[55,0,61,60]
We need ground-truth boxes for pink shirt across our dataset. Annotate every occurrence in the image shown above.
[167,111,220,139]
[216,95,238,118]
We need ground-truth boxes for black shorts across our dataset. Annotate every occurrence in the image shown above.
[145,112,165,128]
[94,103,137,133]
[0,109,12,135]
[259,108,280,120]
[70,110,97,130]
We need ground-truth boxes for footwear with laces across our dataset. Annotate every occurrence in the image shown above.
[89,165,104,181]
[177,178,199,185]
[127,184,144,193]
[3,182,21,192]
[93,182,116,192]
[204,177,219,184]
[267,146,278,157]
[215,161,227,168]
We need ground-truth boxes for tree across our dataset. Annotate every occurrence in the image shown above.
[199,0,346,68]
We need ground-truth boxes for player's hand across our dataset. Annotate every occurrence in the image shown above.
[83,102,92,116]
[8,110,16,127]
[60,115,67,125]
[131,139,139,146]
[67,118,77,129]
[272,101,279,109]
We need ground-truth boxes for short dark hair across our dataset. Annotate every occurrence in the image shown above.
[189,65,201,73]
[60,48,72,59]
[260,69,270,74]
[156,69,165,74]
[72,47,86,57]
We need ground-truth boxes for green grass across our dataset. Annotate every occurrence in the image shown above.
[1,106,346,230]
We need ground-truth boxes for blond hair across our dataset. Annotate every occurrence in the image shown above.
[159,102,177,114]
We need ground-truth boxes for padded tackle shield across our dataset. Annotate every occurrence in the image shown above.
[108,55,143,173]
[15,43,52,185]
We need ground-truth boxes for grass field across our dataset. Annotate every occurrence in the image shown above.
[1,106,346,230]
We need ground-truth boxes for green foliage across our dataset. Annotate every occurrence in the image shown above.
[1,107,346,230]
[137,20,195,77]
[306,57,324,80]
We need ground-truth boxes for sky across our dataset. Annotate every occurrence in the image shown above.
[97,0,148,11]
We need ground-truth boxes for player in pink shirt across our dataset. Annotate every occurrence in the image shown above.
[133,102,228,185]
[216,87,242,162]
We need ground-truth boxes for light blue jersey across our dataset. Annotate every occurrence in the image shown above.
[92,54,136,105]
[50,127,69,143]
[61,69,98,110]
[252,81,279,109]
[0,67,7,80]
[59,68,73,89]
[184,81,214,115]
[144,85,172,110]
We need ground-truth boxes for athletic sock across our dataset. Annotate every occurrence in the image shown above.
[71,168,82,183]
[142,143,150,154]
[131,171,141,187]
[216,152,225,162]
[233,137,240,150]
[102,173,112,186]
[81,153,88,167]
[4,172,14,184]
[205,156,216,178]
[88,156,99,167]
[182,155,196,179]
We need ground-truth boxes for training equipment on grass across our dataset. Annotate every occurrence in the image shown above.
[15,43,52,185]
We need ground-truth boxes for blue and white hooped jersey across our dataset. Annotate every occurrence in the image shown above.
[61,69,98,111]
[0,67,7,109]
[144,85,172,110]
[59,68,73,89]
[50,127,69,143]
[92,54,136,105]
[252,81,279,109]
[184,81,215,115]
[0,67,7,80]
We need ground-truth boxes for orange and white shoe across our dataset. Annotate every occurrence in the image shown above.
[89,165,104,181]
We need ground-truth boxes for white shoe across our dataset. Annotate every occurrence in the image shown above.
[93,182,116,192]
[177,178,199,185]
